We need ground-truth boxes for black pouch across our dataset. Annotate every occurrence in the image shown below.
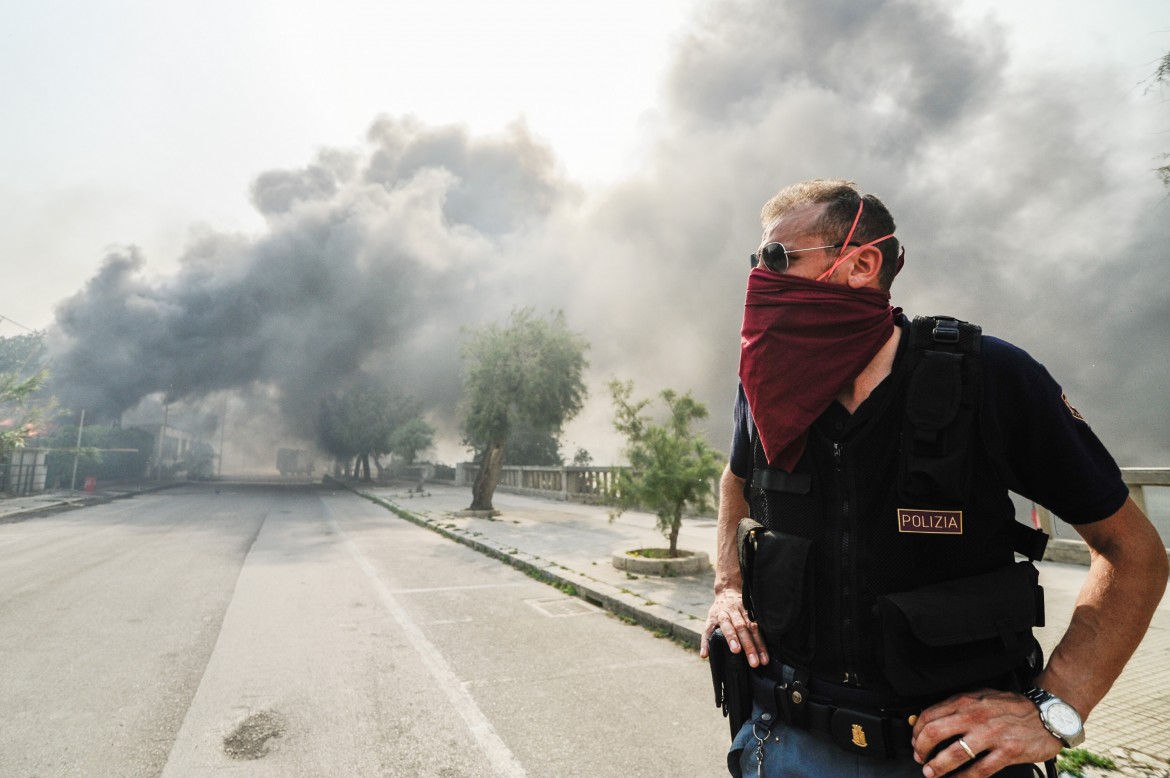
[876,561,1044,697]
[708,628,753,740]
[737,518,816,664]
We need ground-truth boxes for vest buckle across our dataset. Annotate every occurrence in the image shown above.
[932,318,961,344]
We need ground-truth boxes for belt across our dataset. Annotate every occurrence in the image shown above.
[750,670,917,759]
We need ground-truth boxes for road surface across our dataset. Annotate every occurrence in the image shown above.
[0,481,728,776]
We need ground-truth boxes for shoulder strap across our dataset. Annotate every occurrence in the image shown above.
[748,403,812,496]
[899,315,982,504]
[899,316,1048,560]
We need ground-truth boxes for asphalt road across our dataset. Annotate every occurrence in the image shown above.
[0,482,729,777]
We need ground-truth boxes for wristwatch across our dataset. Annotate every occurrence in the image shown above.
[1024,687,1085,747]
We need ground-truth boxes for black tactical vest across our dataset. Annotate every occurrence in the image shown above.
[744,316,1046,696]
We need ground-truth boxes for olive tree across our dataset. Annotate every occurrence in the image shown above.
[461,308,588,511]
[608,379,723,557]
[315,376,423,481]
[390,417,435,465]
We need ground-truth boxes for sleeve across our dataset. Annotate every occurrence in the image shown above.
[729,383,754,480]
[981,337,1129,524]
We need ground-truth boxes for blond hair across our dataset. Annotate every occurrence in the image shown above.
[759,178,900,289]
[760,178,859,228]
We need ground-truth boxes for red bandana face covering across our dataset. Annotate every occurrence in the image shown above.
[738,268,899,472]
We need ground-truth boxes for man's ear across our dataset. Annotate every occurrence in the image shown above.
[847,245,884,289]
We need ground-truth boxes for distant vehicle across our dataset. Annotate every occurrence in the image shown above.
[276,448,314,476]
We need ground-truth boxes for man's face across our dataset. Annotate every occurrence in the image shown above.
[757,203,847,283]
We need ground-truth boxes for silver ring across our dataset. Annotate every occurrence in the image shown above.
[958,738,977,761]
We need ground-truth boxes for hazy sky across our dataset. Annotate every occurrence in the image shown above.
[2,0,1167,466]
[2,0,702,330]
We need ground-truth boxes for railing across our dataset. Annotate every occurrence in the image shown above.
[1036,468,1170,564]
[455,464,621,505]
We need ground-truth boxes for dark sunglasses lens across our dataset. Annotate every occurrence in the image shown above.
[750,253,759,268]
[761,242,787,271]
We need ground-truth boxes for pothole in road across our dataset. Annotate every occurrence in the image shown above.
[223,710,286,760]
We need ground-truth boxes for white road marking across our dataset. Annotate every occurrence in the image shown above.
[327,511,527,778]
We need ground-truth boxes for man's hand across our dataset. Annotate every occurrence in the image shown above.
[699,587,768,668]
[702,464,769,666]
[910,690,1062,777]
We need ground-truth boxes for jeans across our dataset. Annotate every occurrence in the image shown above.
[727,706,1041,777]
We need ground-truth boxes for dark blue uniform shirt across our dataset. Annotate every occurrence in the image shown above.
[729,320,1129,524]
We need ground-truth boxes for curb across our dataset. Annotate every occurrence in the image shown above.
[0,481,186,524]
[334,479,704,650]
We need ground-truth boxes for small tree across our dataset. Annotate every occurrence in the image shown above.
[461,308,588,511]
[608,379,723,557]
[390,417,435,465]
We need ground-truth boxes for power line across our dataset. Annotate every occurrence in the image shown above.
[0,314,36,333]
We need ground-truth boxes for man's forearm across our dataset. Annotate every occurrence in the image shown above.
[702,463,767,665]
[715,464,748,593]
[1038,496,1169,718]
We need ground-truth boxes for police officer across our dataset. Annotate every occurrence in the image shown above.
[700,179,1168,777]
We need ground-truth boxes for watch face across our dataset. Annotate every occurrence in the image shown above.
[1047,702,1082,735]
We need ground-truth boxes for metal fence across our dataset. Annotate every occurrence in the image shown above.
[1,446,51,496]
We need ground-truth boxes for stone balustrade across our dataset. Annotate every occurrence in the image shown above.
[454,464,1168,565]
[454,463,623,505]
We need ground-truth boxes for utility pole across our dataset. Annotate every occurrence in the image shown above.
[69,409,86,491]
[218,396,226,478]
[156,403,169,481]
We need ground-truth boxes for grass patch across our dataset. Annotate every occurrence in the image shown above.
[625,548,693,560]
[1057,748,1116,777]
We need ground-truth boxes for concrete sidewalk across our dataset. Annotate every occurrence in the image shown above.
[0,480,179,523]
[353,480,1170,773]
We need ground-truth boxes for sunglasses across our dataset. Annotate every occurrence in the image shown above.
[749,242,852,272]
